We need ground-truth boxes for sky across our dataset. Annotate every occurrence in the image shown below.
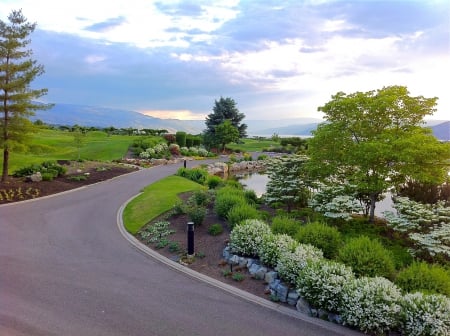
[1,0,449,121]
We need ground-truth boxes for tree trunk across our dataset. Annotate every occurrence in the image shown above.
[368,192,377,223]
[2,147,9,182]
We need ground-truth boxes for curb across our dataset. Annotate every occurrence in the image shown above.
[117,196,361,336]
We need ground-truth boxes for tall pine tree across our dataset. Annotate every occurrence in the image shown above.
[0,9,51,181]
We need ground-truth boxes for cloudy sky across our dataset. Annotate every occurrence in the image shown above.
[1,0,448,120]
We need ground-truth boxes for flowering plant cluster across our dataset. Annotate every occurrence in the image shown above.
[229,219,271,257]
[297,259,354,313]
[383,196,450,258]
[339,276,402,334]
[258,233,298,268]
[139,221,175,243]
[139,142,169,159]
[277,243,323,286]
[180,146,210,157]
[399,292,450,336]
[309,184,362,221]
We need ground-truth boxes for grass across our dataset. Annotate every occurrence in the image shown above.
[123,175,206,234]
[226,138,279,152]
[1,128,144,173]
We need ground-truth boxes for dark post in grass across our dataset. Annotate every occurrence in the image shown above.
[187,221,194,257]
[184,159,187,168]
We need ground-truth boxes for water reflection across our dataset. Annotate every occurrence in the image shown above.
[234,172,269,197]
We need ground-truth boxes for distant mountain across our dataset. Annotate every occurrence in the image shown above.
[250,122,320,137]
[430,121,450,141]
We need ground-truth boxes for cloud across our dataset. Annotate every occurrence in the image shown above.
[84,16,127,33]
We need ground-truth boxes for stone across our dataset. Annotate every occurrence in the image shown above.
[248,263,260,276]
[269,279,281,291]
[228,255,239,265]
[274,283,289,303]
[328,313,343,325]
[222,246,230,260]
[246,258,255,268]
[287,290,299,306]
[253,266,267,280]
[29,172,42,182]
[238,257,248,267]
[296,297,312,316]
[264,271,278,284]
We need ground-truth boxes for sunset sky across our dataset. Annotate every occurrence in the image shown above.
[1,0,448,120]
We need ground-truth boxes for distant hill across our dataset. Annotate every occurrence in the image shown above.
[31,103,448,140]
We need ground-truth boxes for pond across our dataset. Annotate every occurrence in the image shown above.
[234,171,394,216]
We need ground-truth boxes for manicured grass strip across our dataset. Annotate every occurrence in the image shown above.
[226,138,278,152]
[123,175,205,234]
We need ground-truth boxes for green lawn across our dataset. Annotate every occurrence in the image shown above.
[1,128,143,173]
[123,175,205,234]
[226,138,278,152]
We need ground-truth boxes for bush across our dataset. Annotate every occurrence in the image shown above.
[41,172,54,181]
[399,292,450,336]
[295,222,342,259]
[338,236,395,279]
[176,167,208,185]
[214,192,246,219]
[229,219,271,257]
[243,189,258,205]
[297,259,354,313]
[271,215,300,236]
[175,131,187,147]
[258,233,298,268]
[185,205,207,226]
[395,262,450,296]
[227,203,260,228]
[339,277,402,334]
[208,224,223,236]
[206,175,223,189]
[169,143,180,155]
[277,243,323,286]
[190,190,211,206]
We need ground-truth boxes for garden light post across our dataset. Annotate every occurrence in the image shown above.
[187,221,194,257]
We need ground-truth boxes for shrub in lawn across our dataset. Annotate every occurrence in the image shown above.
[227,203,260,228]
[208,224,223,236]
[295,222,342,259]
[214,193,246,219]
[229,219,271,257]
[258,233,298,268]
[297,259,354,313]
[339,277,402,335]
[271,215,300,237]
[395,261,450,296]
[206,175,223,189]
[399,292,450,336]
[190,190,211,206]
[185,205,207,226]
[277,243,323,286]
[176,167,208,185]
[338,236,395,279]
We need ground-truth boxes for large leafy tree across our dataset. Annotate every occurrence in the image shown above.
[203,97,247,148]
[307,85,450,222]
[0,10,51,181]
[214,119,239,152]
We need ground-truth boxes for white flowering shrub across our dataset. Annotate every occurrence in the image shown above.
[297,259,354,313]
[197,147,209,157]
[309,184,363,221]
[277,243,323,286]
[340,277,402,334]
[258,233,298,268]
[229,219,271,257]
[399,292,450,336]
[383,196,450,258]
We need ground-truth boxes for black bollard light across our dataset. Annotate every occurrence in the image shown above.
[187,221,194,257]
[184,159,187,168]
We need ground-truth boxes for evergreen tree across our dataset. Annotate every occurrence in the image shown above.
[0,9,52,181]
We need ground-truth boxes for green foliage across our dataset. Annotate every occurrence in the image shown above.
[190,190,211,206]
[185,205,207,226]
[41,172,54,181]
[229,219,271,257]
[395,262,450,296]
[68,175,88,181]
[227,203,260,228]
[338,236,396,279]
[243,189,258,205]
[175,131,187,147]
[295,222,343,259]
[208,224,223,236]
[206,175,223,189]
[13,161,66,178]
[176,167,208,185]
[270,215,300,236]
[214,120,240,151]
[214,187,246,218]
[258,233,298,268]
[232,272,245,281]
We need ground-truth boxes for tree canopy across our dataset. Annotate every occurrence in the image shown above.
[307,85,450,222]
[0,9,51,181]
[203,97,247,148]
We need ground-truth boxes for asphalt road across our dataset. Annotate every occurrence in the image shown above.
[1,162,360,336]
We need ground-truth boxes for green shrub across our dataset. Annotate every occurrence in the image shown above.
[395,262,450,296]
[185,205,207,226]
[190,190,210,206]
[295,222,342,259]
[258,233,298,268]
[229,219,271,257]
[271,215,300,236]
[257,154,268,160]
[176,167,208,185]
[214,193,246,218]
[227,203,260,228]
[338,236,396,279]
[41,172,54,181]
[175,131,187,147]
[208,224,223,236]
[243,189,258,204]
[206,175,223,189]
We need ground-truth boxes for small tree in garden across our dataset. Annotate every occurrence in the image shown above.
[307,85,450,222]
[214,120,239,152]
[265,155,310,212]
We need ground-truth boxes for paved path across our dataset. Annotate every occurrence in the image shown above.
[1,162,360,336]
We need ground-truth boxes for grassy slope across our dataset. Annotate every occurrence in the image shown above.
[226,138,278,152]
[1,129,143,173]
[123,175,205,234]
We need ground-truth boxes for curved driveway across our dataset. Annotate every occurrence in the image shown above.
[1,162,359,336]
